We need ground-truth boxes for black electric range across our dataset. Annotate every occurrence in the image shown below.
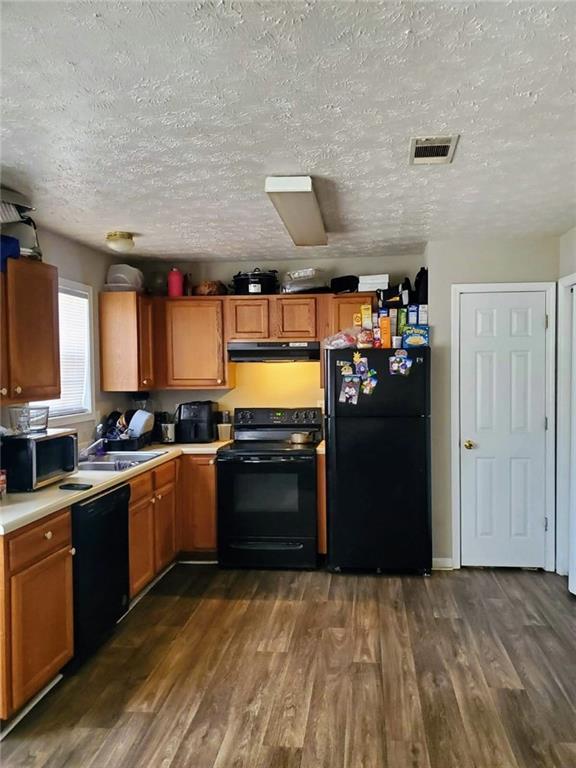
[216,408,322,569]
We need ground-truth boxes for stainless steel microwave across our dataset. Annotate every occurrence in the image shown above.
[1,428,78,492]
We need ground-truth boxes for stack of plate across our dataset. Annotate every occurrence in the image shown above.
[104,264,144,292]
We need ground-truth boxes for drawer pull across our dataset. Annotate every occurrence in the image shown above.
[44,531,53,540]
[0,387,7,396]
[151,497,156,504]
[216,379,223,385]
[14,385,22,395]
[157,493,163,500]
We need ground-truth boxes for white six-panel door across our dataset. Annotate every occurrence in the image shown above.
[460,291,547,567]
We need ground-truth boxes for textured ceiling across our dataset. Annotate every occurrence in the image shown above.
[1,1,575,261]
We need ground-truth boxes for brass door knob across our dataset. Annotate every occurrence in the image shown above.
[464,440,476,450]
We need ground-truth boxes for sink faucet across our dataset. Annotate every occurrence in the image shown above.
[79,438,106,461]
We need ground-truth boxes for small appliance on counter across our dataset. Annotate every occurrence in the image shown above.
[217,407,322,569]
[0,428,78,492]
[175,401,219,443]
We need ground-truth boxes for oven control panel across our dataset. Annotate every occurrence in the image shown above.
[234,407,323,427]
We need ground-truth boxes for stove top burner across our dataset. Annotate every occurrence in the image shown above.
[218,439,318,457]
[223,407,323,456]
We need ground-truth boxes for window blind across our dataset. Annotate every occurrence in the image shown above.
[32,285,93,418]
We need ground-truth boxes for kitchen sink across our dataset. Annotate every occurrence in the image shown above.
[79,451,166,472]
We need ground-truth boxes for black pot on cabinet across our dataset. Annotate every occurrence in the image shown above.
[231,268,278,295]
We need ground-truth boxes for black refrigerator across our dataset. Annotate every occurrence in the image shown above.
[325,347,431,573]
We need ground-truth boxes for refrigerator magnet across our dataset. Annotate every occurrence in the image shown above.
[389,350,413,376]
[361,375,378,395]
[339,375,361,405]
[354,356,369,378]
[337,360,354,376]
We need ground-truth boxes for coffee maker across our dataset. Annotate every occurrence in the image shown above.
[174,401,219,443]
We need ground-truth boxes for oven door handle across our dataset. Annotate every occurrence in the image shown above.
[227,456,313,464]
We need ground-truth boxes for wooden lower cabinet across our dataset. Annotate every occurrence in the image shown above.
[154,481,177,572]
[128,497,156,598]
[1,509,74,718]
[180,455,217,554]
[10,546,74,712]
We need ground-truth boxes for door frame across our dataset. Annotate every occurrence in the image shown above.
[450,282,556,571]
[556,272,576,576]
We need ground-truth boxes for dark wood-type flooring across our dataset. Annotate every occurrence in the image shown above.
[2,566,576,768]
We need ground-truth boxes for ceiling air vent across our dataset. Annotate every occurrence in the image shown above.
[409,135,459,165]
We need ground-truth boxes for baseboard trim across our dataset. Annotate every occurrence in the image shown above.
[0,675,63,739]
[433,558,454,570]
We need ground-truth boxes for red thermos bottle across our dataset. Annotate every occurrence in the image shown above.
[167,267,184,297]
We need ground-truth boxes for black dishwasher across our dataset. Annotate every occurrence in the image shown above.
[69,484,130,665]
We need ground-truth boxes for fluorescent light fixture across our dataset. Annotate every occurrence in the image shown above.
[265,176,327,246]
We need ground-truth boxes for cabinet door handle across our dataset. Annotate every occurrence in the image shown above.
[151,497,156,504]
[14,385,22,395]
[69,547,76,556]
[0,388,7,396]
[44,531,53,540]
[216,379,222,385]
[157,493,163,500]
[142,379,149,386]
[209,459,215,465]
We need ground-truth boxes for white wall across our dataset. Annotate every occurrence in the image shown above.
[135,253,425,291]
[425,236,560,561]
[35,229,128,443]
[560,226,576,278]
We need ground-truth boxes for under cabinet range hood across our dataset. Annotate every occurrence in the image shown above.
[227,341,320,363]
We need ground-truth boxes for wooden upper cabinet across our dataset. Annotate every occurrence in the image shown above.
[179,455,217,553]
[161,299,226,388]
[137,296,154,388]
[271,296,317,339]
[330,293,376,334]
[0,272,9,399]
[226,298,269,339]
[6,258,60,401]
[99,292,154,391]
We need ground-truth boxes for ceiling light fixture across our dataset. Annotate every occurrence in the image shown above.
[105,231,135,253]
[265,176,327,246]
